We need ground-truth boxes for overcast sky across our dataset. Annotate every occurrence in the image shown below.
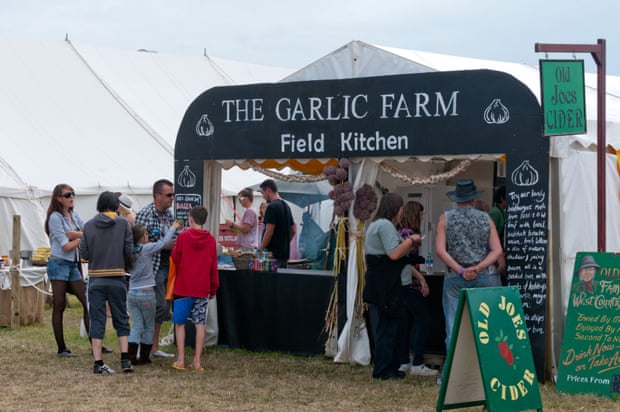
[1,0,618,75]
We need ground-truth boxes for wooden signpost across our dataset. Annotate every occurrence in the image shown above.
[436,287,542,411]
[10,215,21,329]
[556,252,620,399]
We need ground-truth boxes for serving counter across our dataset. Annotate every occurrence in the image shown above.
[214,267,448,357]
[216,268,335,355]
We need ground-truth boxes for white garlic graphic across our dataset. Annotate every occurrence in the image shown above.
[483,99,510,124]
[195,114,214,137]
[178,165,197,188]
[511,160,539,186]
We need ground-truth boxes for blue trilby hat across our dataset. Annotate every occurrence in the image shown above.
[446,179,482,202]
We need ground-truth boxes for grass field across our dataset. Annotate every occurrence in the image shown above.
[0,297,616,411]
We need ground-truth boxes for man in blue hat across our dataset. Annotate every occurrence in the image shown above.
[435,178,503,354]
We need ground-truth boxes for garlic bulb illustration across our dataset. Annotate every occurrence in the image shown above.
[195,114,214,137]
[178,165,197,188]
[511,160,539,186]
[483,99,510,124]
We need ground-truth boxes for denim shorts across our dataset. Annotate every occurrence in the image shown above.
[47,258,82,282]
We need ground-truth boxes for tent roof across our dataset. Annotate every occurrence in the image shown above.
[285,40,620,153]
[0,38,292,196]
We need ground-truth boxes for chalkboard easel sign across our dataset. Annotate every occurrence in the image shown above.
[556,252,620,399]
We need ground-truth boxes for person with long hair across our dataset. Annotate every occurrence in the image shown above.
[395,201,437,376]
[362,192,421,380]
[44,183,90,357]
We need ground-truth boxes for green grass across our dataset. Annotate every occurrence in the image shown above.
[0,297,617,411]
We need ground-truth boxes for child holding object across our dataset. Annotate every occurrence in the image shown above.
[170,206,219,370]
[127,220,180,364]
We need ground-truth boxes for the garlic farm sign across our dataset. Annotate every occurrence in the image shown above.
[176,70,541,160]
[539,60,586,136]
[175,70,550,380]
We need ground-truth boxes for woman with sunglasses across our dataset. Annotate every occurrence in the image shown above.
[44,184,90,357]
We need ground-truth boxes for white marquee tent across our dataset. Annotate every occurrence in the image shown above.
[2,37,619,378]
[282,40,620,377]
[0,38,291,254]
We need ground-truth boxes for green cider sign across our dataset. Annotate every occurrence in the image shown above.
[539,60,586,136]
[557,252,620,399]
[437,287,542,412]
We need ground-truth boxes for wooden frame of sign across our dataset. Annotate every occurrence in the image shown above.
[436,287,542,411]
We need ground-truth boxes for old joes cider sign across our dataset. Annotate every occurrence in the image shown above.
[437,287,542,411]
[557,252,620,399]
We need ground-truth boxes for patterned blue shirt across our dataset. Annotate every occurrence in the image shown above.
[445,206,490,272]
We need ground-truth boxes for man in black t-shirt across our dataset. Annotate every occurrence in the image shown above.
[258,179,295,268]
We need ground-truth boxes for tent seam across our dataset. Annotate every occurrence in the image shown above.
[63,38,173,155]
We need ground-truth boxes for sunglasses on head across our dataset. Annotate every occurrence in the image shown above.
[62,192,75,198]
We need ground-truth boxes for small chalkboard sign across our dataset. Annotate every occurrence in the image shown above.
[556,252,620,399]
[436,287,542,412]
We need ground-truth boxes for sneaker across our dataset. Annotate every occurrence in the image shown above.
[121,359,133,373]
[102,346,114,354]
[151,349,175,358]
[57,349,76,358]
[398,363,411,373]
[410,364,438,376]
[93,363,115,375]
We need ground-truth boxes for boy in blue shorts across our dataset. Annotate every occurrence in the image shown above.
[170,206,219,370]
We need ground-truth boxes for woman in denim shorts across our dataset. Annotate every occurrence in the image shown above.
[45,184,90,357]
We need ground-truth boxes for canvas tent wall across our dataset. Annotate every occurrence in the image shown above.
[0,38,292,254]
[283,40,620,379]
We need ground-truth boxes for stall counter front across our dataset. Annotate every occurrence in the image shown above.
[215,267,447,357]
[0,266,47,327]
[216,268,335,355]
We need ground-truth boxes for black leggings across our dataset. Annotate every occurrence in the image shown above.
[50,279,90,352]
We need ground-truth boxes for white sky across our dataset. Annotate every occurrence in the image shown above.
[1,0,618,75]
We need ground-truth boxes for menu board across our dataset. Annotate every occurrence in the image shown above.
[504,157,548,380]
[174,193,202,227]
[556,252,620,398]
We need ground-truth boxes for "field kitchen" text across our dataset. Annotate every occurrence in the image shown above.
[280,131,409,153]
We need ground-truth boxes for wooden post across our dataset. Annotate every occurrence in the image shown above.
[10,215,21,329]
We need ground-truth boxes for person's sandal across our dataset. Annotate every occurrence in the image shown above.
[171,362,185,370]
